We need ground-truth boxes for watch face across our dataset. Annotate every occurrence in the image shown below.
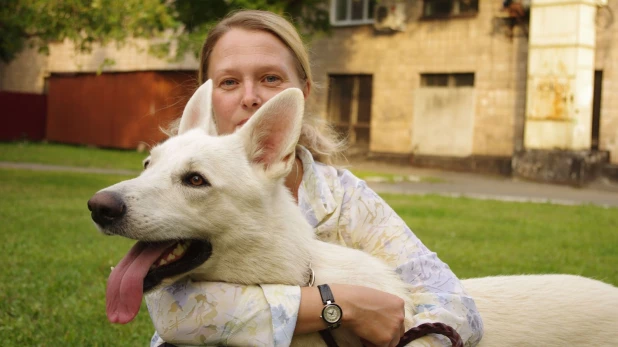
[323,304,342,323]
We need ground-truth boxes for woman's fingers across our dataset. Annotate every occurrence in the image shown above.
[331,284,407,347]
[389,319,405,347]
[361,339,377,347]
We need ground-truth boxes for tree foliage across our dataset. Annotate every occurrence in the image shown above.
[151,0,331,61]
[0,0,177,62]
[0,0,331,63]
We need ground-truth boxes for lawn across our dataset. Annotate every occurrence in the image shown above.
[0,141,444,182]
[0,141,146,171]
[352,170,445,183]
[0,169,150,346]
[1,142,617,345]
[384,194,618,281]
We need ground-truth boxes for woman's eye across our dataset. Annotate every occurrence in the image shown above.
[183,173,209,187]
[221,79,237,87]
[264,75,281,83]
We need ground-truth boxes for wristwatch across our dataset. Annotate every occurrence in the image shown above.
[318,284,343,330]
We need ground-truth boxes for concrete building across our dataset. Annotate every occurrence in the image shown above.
[1,0,616,184]
[309,0,617,184]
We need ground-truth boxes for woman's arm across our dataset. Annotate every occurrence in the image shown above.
[145,279,301,346]
[147,273,407,346]
[296,285,408,346]
[332,171,484,346]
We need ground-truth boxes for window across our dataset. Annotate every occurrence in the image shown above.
[592,70,602,150]
[331,0,377,25]
[423,0,479,18]
[327,74,373,147]
[421,73,475,87]
[413,72,477,157]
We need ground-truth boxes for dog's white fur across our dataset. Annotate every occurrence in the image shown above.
[463,274,618,346]
[96,80,618,346]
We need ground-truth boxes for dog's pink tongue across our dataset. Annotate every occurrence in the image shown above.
[106,241,173,324]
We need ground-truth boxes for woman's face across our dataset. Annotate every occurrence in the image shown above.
[207,28,310,135]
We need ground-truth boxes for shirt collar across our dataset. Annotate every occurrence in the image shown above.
[296,146,337,228]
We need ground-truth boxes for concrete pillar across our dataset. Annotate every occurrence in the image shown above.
[524,0,601,150]
[513,0,610,185]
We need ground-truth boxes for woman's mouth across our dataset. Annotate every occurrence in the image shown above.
[236,118,249,129]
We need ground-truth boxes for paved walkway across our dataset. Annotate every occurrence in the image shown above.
[0,162,139,176]
[349,161,618,208]
[2,161,618,208]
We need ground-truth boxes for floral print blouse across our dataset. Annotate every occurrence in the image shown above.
[146,146,483,347]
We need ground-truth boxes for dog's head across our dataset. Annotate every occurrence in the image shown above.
[88,79,305,323]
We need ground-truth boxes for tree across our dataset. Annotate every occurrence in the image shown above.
[0,0,177,62]
[0,0,331,64]
[158,0,331,61]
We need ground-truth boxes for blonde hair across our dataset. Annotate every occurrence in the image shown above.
[197,10,346,164]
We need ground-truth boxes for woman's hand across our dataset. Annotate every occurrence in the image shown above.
[333,284,406,347]
[295,284,406,347]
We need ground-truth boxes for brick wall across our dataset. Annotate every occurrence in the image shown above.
[309,0,617,164]
[0,37,198,94]
[309,0,527,157]
[47,38,198,73]
[0,45,49,94]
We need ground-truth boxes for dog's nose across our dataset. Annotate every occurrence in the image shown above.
[88,191,126,226]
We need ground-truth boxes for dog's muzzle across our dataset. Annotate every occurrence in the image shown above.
[88,191,126,227]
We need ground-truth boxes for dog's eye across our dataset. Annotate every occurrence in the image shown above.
[183,173,209,187]
[143,159,151,170]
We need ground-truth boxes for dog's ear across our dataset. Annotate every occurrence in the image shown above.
[178,79,218,136]
[237,88,304,179]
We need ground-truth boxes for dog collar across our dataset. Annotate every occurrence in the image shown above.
[307,262,315,287]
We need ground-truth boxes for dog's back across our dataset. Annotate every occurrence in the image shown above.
[463,274,618,347]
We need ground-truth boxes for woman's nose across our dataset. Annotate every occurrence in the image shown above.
[241,85,262,109]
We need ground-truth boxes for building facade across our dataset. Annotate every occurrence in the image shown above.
[308,0,618,182]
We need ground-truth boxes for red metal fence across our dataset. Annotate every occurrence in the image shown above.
[46,70,197,149]
[0,91,47,141]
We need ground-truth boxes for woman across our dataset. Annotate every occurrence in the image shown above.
[147,9,483,347]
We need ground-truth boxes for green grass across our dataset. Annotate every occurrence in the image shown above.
[383,194,618,282]
[0,169,151,346]
[0,141,146,171]
[346,170,445,183]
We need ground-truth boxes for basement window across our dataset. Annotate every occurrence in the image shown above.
[422,0,479,18]
[421,73,475,87]
[327,74,373,147]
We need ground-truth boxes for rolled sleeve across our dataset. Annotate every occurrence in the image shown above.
[261,284,301,347]
[145,278,301,346]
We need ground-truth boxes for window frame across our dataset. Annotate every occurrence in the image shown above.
[330,0,376,26]
[327,73,373,147]
[421,0,479,19]
[420,73,475,87]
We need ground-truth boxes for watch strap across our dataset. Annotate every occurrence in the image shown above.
[319,329,339,347]
[318,284,335,304]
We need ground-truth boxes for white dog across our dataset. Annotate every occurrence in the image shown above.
[88,81,618,346]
